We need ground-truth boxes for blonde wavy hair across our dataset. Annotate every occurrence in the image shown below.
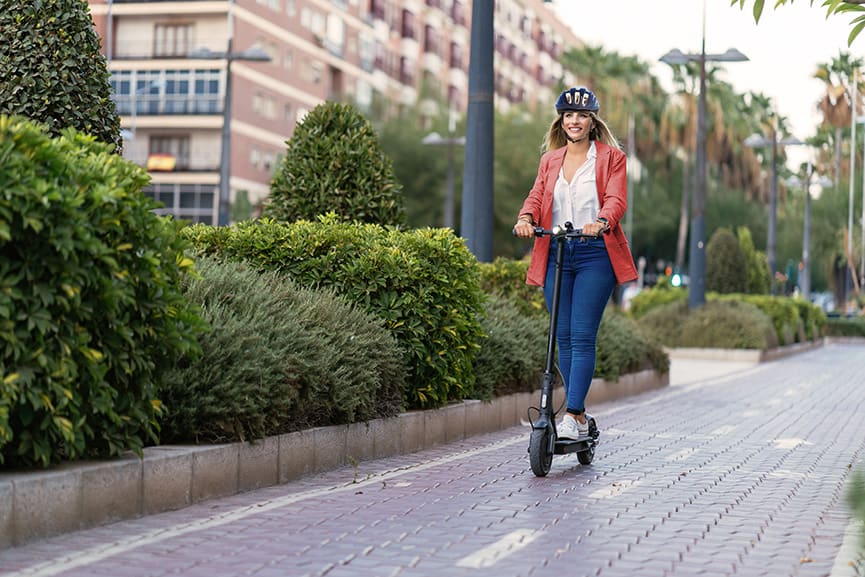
[542,112,620,153]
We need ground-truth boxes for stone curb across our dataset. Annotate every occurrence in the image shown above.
[665,337,825,363]
[0,369,672,549]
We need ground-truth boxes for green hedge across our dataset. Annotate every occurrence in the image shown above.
[161,257,405,443]
[824,316,865,337]
[0,116,204,467]
[636,300,777,350]
[182,215,485,409]
[478,257,546,318]
[596,311,670,381]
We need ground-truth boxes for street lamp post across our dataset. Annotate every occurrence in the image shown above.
[786,165,832,301]
[190,45,271,226]
[660,40,748,309]
[422,116,465,229]
[744,131,804,293]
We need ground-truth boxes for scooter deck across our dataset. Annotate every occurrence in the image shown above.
[554,436,596,455]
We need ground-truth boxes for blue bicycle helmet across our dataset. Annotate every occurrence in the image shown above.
[555,87,600,114]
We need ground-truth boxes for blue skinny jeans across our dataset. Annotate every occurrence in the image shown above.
[543,237,616,415]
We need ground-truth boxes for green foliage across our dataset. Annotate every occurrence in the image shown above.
[472,294,548,399]
[636,300,777,350]
[824,316,865,337]
[680,301,777,350]
[182,215,485,409]
[706,227,747,294]
[596,311,670,381]
[266,102,406,227]
[790,297,826,340]
[0,0,121,150]
[716,294,800,345]
[634,300,690,348]
[737,226,771,294]
[477,257,546,318]
[0,116,204,467]
[161,257,405,443]
[628,284,687,319]
[847,467,865,550]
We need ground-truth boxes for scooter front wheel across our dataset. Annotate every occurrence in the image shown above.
[529,427,554,477]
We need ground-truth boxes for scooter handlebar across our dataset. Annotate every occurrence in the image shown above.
[511,224,602,239]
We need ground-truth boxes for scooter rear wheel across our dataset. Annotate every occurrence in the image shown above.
[529,427,553,477]
[577,445,594,465]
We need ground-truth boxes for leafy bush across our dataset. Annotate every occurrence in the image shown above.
[160,257,405,443]
[847,468,865,550]
[706,227,746,294]
[478,257,546,318]
[0,117,204,467]
[472,294,548,399]
[595,311,670,381]
[716,294,799,345]
[824,316,865,337]
[679,300,777,350]
[0,0,121,150]
[182,215,485,409]
[635,299,777,350]
[628,284,687,319]
[266,102,406,227]
[790,297,826,341]
[737,227,770,294]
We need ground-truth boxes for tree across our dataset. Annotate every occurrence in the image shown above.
[0,0,121,150]
[266,102,407,227]
[732,0,865,45]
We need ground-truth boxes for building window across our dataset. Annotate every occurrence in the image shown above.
[149,135,190,170]
[449,42,463,69]
[143,182,215,225]
[154,23,193,58]
[401,9,415,39]
[286,0,296,16]
[111,69,222,116]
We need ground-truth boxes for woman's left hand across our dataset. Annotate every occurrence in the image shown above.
[582,221,606,237]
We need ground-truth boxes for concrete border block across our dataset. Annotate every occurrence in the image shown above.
[514,392,532,425]
[279,430,315,482]
[12,468,82,545]
[346,421,375,464]
[313,425,346,472]
[0,479,13,549]
[398,411,424,454]
[372,417,401,459]
[498,394,517,429]
[142,446,194,514]
[464,399,484,438]
[81,456,142,528]
[423,407,447,448]
[445,403,466,443]
[238,436,279,491]
[191,444,238,503]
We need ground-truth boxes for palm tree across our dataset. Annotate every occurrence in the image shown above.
[814,53,863,186]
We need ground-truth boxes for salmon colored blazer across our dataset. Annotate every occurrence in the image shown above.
[518,141,638,287]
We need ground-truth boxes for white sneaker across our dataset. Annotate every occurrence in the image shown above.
[557,414,588,440]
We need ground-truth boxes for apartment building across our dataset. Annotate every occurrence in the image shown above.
[88,0,583,224]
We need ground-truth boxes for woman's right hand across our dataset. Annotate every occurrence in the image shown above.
[513,220,535,239]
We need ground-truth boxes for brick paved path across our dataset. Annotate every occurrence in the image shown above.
[1,344,864,577]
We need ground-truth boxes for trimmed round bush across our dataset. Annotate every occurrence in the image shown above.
[706,227,746,294]
[635,300,691,348]
[266,102,406,227]
[160,257,405,443]
[478,257,546,318]
[628,284,687,319]
[0,0,121,149]
[0,116,204,467]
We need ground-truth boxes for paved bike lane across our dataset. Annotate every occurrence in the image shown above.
[1,344,863,577]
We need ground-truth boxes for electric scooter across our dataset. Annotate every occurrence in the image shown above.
[520,222,600,477]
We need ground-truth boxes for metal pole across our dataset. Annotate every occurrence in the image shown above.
[848,69,857,301]
[460,0,494,262]
[444,113,456,229]
[768,126,778,294]
[688,14,707,309]
[217,3,235,226]
[106,0,113,64]
[802,163,812,301]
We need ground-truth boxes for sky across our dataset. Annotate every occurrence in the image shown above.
[549,0,859,168]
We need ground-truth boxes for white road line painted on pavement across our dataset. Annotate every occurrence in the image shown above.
[5,434,528,577]
[664,448,698,462]
[455,529,542,568]
[829,520,864,577]
[772,438,811,449]
[709,425,737,436]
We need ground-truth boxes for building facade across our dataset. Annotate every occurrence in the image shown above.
[87,0,583,224]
